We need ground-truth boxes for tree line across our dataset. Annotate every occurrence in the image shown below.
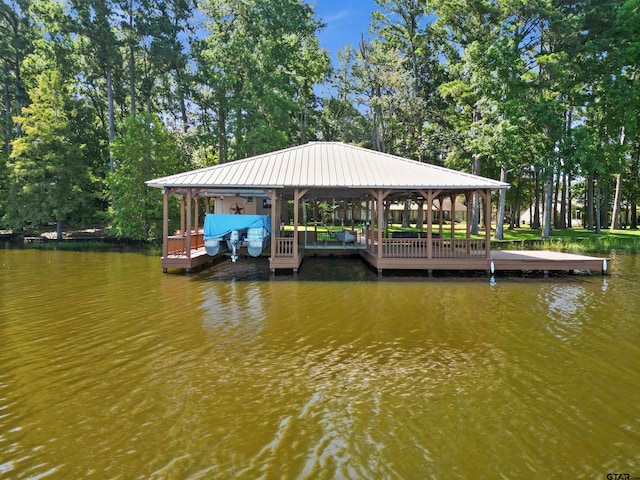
[1,0,638,241]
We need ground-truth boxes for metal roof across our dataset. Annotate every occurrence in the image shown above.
[146,142,509,194]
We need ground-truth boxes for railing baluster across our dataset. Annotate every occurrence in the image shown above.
[274,237,295,258]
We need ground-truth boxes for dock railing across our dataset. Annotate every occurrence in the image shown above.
[275,237,295,257]
[166,230,204,257]
[379,238,486,258]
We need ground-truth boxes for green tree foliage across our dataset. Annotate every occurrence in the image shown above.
[194,0,329,162]
[8,69,96,238]
[107,112,188,240]
[1,0,639,238]
[0,0,35,225]
[372,0,443,160]
[0,0,34,132]
[318,97,370,145]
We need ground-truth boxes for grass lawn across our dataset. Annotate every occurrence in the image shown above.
[496,227,640,241]
[491,227,640,254]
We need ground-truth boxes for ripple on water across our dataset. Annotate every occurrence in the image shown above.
[1,250,640,478]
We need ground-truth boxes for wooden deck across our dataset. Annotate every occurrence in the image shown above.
[360,249,608,274]
[162,247,216,272]
[489,250,608,273]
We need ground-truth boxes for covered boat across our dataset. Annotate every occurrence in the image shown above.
[204,214,271,262]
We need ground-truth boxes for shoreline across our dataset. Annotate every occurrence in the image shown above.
[2,226,638,255]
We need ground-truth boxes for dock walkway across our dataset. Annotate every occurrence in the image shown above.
[358,248,608,275]
[489,250,608,273]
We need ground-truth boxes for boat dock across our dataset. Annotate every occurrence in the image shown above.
[146,143,609,277]
[161,233,608,276]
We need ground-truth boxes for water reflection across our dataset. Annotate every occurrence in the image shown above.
[543,283,589,340]
[199,281,268,344]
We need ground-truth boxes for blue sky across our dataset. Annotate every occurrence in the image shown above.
[310,1,379,62]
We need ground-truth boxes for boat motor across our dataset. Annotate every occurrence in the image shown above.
[226,230,241,262]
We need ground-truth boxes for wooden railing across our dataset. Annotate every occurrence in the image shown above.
[380,238,486,258]
[166,230,204,257]
[432,238,486,258]
[275,237,295,257]
[383,238,430,257]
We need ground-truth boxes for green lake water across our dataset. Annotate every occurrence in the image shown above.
[1,248,639,479]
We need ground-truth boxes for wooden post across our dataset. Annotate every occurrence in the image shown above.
[419,189,440,261]
[427,190,433,259]
[194,197,199,249]
[186,188,192,259]
[293,188,308,262]
[378,191,384,259]
[371,190,391,259]
[269,190,278,268]
[162,188,169,264]
[450,193,456,256]
[293,190,299,260]
[438,196,444,236]
[180,195,185,235]
[485,188,492,258]
[365,198,370,250]
[466,191,472,256]
[351,203,355,233]
[313,201,318,244]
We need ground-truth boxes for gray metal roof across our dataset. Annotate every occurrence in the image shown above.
[146,142,508,194]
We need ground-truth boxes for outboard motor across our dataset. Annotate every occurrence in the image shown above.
[226,230,241,262]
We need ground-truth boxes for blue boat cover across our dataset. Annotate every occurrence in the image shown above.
[204,214,271,240]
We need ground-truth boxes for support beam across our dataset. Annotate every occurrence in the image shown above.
[476,188,493,258]
[485,189,492,258]
[419,189,442,206]
[186,188,192,259]
[376,189,390,260]
[162,188,169,266]
[438,195,444,236]
[180,196,185,234]
[293,188,308,260]
[367,189,391,259]
[369,189,393,203]
[427,190,434,259]
[269,189,278,268]
[365,198,371,250]
[419,189,439,260]
[194,197,199,249]
[450,192,456,256]
[466,191,472,256]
